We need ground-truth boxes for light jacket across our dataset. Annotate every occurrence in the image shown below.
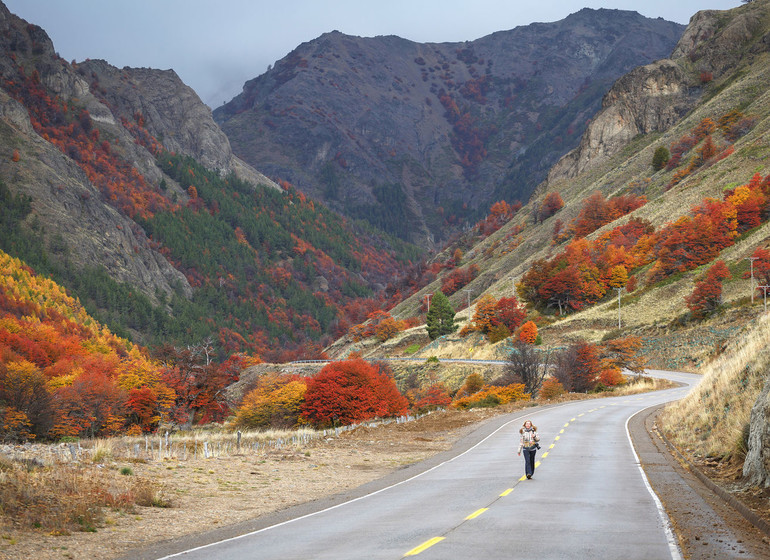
[518,427,539,453]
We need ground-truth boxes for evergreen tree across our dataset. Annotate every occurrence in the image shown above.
[652,145,670,171]
[426,291,458,340]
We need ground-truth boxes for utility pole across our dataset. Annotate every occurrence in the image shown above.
[463,288,473,321]
[614,287,623,329]
[748,257,758,303]
[760,285,770,313]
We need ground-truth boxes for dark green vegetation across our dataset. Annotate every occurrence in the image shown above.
[426,291,458,340]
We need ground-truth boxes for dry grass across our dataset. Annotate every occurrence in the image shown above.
[0,455,168,535]
[661,312,770,460]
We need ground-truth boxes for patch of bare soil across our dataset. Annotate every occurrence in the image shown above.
[0,407,509,560]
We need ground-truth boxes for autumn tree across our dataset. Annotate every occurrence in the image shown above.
[518,320,538,344]
[600,336,646,379]
[495,296,525,331]
[301,359,408,426]
[413,383,452,412]
[606,265,629,289]
[156,339,239,426]
[537,192,564,222]
[0,360,54,440]
[456,372,485,399]
[685,260,731,319]
[472,294,500,334]
[426,290,458,340]
[232,373,307,429]
[571,341,601,393]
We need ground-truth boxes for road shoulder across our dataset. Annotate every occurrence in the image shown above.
[629,403,769,559]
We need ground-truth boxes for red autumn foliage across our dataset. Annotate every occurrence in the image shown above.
[518,321,538,344]
[685,260,731,319]
[476,200,522,236]
[537,192,565,222]
[571,191,647,239]
[301,359,408,426]
[441,264,479,296]
[571,341,601,392]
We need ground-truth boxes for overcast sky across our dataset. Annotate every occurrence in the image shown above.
[4,0,741,109]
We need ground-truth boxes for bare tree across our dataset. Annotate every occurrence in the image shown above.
[504,340,553,398]
[553,344,579,392]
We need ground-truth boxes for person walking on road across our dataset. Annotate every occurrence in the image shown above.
[517,420,540,479]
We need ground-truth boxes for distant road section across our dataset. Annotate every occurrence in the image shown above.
[154,370,697,560]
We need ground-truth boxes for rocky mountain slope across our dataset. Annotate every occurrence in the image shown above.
[0,1,412,356]
[325,0,770,490]
[214,9,684,246]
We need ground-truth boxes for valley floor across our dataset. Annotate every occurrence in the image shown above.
[1,388,768,560]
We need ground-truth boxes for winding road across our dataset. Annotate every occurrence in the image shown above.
[152,370,699,560]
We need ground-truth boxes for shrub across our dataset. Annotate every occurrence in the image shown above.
[232,373,308,429]
[488,324,511,343]
[301,359,408,426]
[452,383,529,409]
[414,383,452,412]
[598,368,626,387]
[539,378,565,399]
[518,321,538,344]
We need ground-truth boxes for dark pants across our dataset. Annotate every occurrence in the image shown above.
[523,446,537,477]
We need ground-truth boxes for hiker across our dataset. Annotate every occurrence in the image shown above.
[517,419,540,479]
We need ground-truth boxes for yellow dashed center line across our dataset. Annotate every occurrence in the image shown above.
[402,405,608,557]
[404,536,445,556]
[465,508,488,520]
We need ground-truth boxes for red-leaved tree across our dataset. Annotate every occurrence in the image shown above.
[685,260,731,319]
[301,359,408,426]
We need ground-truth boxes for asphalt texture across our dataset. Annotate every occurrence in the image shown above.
[130,371,718,560]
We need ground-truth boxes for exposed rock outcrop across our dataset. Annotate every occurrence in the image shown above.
[743,373,770,487]
[545,1,770,186]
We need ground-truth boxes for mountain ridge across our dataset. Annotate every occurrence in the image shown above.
[214,9,684,246]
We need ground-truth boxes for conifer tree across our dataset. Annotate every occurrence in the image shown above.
[426,290,457,340]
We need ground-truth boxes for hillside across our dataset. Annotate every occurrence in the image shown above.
[333,0,770,357]
[321,0,770,493]
[214,10,683,246]
[0,1,419,360]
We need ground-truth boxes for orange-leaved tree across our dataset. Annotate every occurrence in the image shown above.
[518,321,538,344]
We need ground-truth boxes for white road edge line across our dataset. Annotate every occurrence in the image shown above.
[626,407,683,560]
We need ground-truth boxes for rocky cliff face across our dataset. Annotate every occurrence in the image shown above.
[545,1,770,186]
[214,9,684,245]
[0,1,280,303]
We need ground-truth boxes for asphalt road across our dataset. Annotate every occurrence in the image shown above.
[155,370,699,560]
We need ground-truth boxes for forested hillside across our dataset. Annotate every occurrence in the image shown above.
[0,1,422,362]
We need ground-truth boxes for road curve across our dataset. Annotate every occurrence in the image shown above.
[150,370,699,560]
